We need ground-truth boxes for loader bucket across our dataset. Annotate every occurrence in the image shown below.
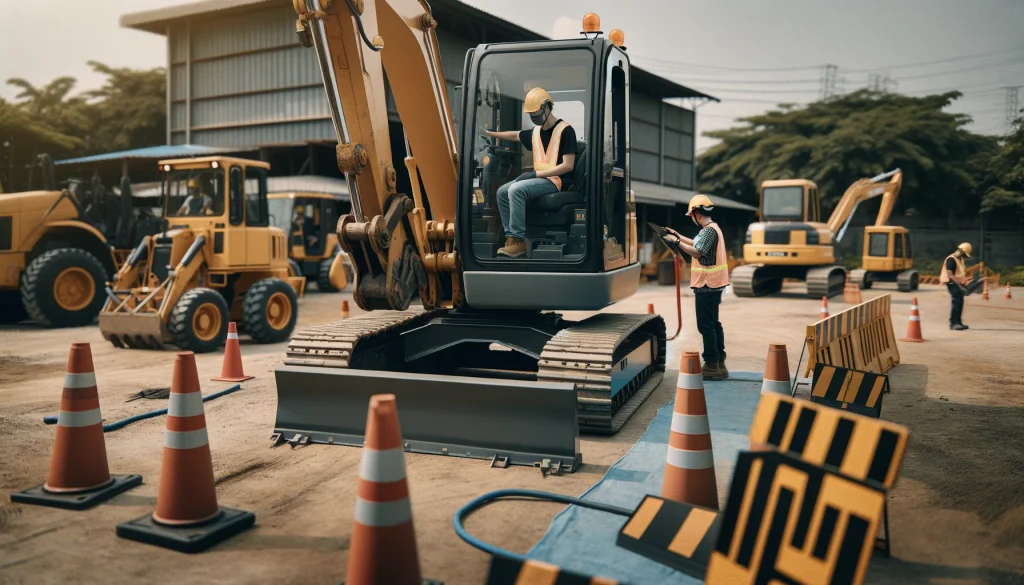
[98,312,166,350]
[273,365,583,471]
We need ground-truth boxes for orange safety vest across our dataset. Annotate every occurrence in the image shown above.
[690,222,730,289]
[532,121,570,191]
[939,253,965,284]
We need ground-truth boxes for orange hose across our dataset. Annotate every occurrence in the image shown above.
[668,255,683,341]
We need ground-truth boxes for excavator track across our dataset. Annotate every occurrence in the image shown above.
[806,265,847,299]
[281,309,666,435]
[897,269,919,292]
[730,264,782,297]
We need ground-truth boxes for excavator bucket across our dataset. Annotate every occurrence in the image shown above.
[98,312,166,350]
[273,365,583,471]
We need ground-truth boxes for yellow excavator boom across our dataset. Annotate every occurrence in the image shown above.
[827,169,902,241]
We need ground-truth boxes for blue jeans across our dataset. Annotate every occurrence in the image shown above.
[496,178,559,240]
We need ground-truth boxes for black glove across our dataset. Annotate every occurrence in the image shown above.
[514,171,537,182]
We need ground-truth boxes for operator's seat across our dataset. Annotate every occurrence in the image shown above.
[525,139,587,227]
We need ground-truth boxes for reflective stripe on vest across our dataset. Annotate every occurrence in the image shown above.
[532,121,568,191]
[939,253,965,284]
[690,222,730,289]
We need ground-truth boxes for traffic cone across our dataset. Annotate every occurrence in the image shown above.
[898,298,925,342]
[820,296,829,319]
[211,322,253,382]
[1006,284,1013,300]
[10,342,141,509]
[982,281,989,300]
[647,303,655,315]
[341,299,351,318]
[661,352,719,510]
[117,352,254,553]
[345,394,438,584]
[760,344,791,396]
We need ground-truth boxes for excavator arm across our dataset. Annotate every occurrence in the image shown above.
[827,169,902,241]
[293,0,459,311]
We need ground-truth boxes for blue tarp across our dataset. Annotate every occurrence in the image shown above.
[526,372,766,584]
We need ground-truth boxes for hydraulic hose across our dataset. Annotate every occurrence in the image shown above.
[668,255,683,341]
[42,383,242,432]
[453,488,632,562]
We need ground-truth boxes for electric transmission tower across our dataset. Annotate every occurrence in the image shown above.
[821,64,838,100]
[1004,86,1021,133]
[868,73,898,93]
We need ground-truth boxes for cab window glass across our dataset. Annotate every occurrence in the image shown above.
[868,233,888,257]
[164,169,225,218]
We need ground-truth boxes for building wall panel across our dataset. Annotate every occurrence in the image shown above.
[190,8,293,60]
[665,159,694,189]
[190,119,336,148]
[631,119,659,153]
[190,46,320,99]
[633,151,660,183]
[169,24,188,63]
[631,91,661,125]
[170,63,188,100]
[190,86,330,128]
[664,129,693,161]
[665,104,694,134]
[170,102,187,131]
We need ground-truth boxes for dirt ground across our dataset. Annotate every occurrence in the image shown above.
[1,282,1022,584]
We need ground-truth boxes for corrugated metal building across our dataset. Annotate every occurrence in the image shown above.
[118,0,754,252]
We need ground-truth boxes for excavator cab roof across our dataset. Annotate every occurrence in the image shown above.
[157,156,270,171]
[761,178,817,189]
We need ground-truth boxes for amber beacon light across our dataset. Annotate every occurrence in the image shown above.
[609,29,625,47]
[582,13,601,35]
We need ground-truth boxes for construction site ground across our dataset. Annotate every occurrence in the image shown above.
[1,282,1023,584]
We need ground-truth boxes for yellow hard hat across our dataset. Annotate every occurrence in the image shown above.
[957,242,972,257]
[187,178,199,189]
[686,194,714,216]
[523,87,553,114]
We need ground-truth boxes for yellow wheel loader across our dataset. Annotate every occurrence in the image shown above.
[0,154,152,327]
[98,156,309,353]
[734,169,903,298]
[267,191,354,291]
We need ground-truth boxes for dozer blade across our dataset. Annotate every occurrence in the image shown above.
[273,365,583,472]
[98,312,166,350]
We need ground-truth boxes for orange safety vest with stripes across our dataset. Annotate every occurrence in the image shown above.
[532,121,570,191]
[939,253,965,285]
[690,222,730,289]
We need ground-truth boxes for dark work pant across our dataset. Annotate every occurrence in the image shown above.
[694,289,725,365]
[946,282,964,325]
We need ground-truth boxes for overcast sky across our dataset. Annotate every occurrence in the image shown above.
[2,0,1023,151]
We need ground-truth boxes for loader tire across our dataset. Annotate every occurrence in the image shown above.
[0,290,29,324]
[316,255,339,292]
[20,248,107,328]
[243,278,298,344]
[287,259,302,278]
[169,287,229,353]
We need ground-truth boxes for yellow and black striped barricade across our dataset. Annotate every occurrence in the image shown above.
[486,555,620,585]
[804,294,900,377]
[810,363,890,418]
[616,495,721,579]
[748,392,909,557]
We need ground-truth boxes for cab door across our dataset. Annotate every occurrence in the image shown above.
[225,166,248,268]
[244,167,271,267]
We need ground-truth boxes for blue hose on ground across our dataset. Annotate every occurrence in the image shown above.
[42,383,242,432]
[453,488,633,562]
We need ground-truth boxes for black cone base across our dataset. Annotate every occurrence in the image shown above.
[116,506,255,554]
[11,474,142,510]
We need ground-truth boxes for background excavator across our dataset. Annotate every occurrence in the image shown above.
[732,169,903,298]
[273,4,662,471]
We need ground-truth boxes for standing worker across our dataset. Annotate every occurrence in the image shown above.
[941,242,975,331]
[663,195,731,380]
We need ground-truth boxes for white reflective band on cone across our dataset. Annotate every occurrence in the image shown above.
[666,446,714,470]
[671,413,710,435]
[57,408,102,428]
[911,305,918,310]
[359,446,407,483]
[63,372,97,389]
[761,379,791,395]
[164,428,209,450]
[909,316,920,321]
[168,391,205,417]
[354,497,412,527]
[227,332,239,340]
[676,372,704,389]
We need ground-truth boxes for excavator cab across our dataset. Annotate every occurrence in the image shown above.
[458,37,638,310]
[758,179,821,224]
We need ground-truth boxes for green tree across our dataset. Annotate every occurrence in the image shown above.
[697,90,998,222]
[81,61,166,152]
[980,115,1024,213]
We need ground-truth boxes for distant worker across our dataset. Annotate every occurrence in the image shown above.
[293,204,318,248]
[176,178,213,216]
[941,242,974,331]
[485,87,578,258]
[663,195,731,380]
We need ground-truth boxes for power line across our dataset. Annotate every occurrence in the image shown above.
[843,45,1024,74]
[630,53,824,72]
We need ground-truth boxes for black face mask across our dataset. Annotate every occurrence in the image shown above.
[530,107,548,126]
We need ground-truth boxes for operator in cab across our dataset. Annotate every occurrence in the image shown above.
[293,204,318,248]
[941,242,974,331]
[663,195,731,381]
[484,87,577,258]
[176,178,213,216]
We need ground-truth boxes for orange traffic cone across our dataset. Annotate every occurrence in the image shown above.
[1006,284,1013,300]
[117,352,254,553]
[212,322,253,382]
[899,298,925,342]
[341,299,351,318]
[760,344,791,396]
[345,394,436,584]
[647,303,655,315]
[661,352,719,509]
[982,281,989,300]
[11,343,141,509]
[820,296,829,319]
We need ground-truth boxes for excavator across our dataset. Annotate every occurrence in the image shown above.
[273,5,662,471]
[732,169,903,298]
[848,185,918,292]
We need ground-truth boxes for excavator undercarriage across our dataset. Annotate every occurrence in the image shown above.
[731,263,847,298]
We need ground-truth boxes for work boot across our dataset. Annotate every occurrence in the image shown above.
[951,323,968,331]
[702,361,726,381]
[718,359,729,379]
[497,236,526,258]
